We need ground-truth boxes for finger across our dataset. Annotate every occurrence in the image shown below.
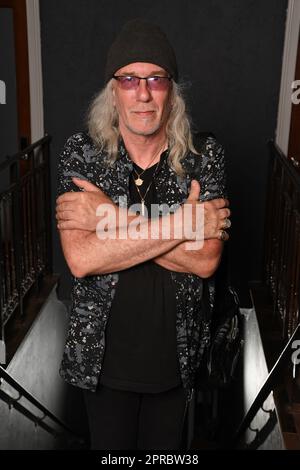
[218,208,231,219]
[213,198,229,207]
[57,220,90,230]
[56,210,74,221]
[212,198,230,210]
[56,192,82,204]
[57,220,76,230]
[56,200,79,211]
[72,177,101,192]
[187,180,201,201]
[220,217,231,229]
[216,230,230,242]
[218,198,229,209]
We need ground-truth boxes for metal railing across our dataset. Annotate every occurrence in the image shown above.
[233,323,300,448]
[0,136,52,358]
[0,365,85,447]
[264,141,300,339]
[233,142,300,448]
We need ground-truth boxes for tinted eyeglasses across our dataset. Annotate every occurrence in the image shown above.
[113,75,172,91]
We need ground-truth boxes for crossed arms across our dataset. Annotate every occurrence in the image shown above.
[56,176,230,279]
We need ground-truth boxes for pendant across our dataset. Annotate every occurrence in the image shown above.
[141,200,145,217]
[135,177,143,186]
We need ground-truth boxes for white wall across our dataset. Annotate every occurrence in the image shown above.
[0,287,77,449]
[242,307,284,450]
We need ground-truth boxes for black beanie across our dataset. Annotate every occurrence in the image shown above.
[104,19,178,83]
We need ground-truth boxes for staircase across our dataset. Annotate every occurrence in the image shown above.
[251,283,300,450]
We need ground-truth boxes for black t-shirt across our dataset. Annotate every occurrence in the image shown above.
[99,159,182,393]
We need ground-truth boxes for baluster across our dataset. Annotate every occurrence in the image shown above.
[281,188,291,335]
[265,142,300,341]
[11,161,24,318]
[26,174,33,287]
[284,194,293,337]
[0,198,7,316]
[289,209,300,334]
[35,161,43,273]
[30,149,39,284]
[0,136,52,331]
[4,196,12,320]
[43,139,52,275]
[0,198,6,353]
[22,180,29,282]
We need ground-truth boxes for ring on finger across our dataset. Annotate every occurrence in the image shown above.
[218,229,228,241]
[222,218,231,229]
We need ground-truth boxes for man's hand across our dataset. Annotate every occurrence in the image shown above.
[56,177,115,231]
[153,180,231,277]
[184,180,230,241]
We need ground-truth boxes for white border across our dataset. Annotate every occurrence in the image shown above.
[276,0,300,155]
[26,0,44,142]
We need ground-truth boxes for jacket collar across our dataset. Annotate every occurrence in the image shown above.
[116,138,170,178]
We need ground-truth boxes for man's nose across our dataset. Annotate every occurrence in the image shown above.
[136,79,152,101]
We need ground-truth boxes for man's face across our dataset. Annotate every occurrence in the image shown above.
[112,62,172,137]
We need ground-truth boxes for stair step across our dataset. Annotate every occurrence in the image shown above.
[286,376,300,413]
[287,404,300,414]
[273,388,298,433]
[274,389,300,449]
[291,409,300,434]
[282,432,300,450]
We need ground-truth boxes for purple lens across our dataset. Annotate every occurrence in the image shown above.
[147,77,170,91]
[115,76,170,91]
[118,76,140,89]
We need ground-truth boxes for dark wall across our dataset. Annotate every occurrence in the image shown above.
[40,0,288,297]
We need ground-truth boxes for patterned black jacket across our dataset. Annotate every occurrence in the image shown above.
[56,132,227,401]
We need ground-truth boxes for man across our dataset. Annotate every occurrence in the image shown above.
[56,19,231,450]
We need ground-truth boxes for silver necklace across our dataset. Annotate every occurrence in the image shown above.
[133,160,161,216]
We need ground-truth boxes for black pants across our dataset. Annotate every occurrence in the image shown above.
[84,384,189,450]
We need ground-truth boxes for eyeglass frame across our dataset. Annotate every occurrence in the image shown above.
[112,74,172,90]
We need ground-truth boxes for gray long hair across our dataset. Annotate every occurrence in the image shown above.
[87,80,198,176]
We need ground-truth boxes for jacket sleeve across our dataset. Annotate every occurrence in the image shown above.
[56,132,89,199]
[192,136,228,202]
